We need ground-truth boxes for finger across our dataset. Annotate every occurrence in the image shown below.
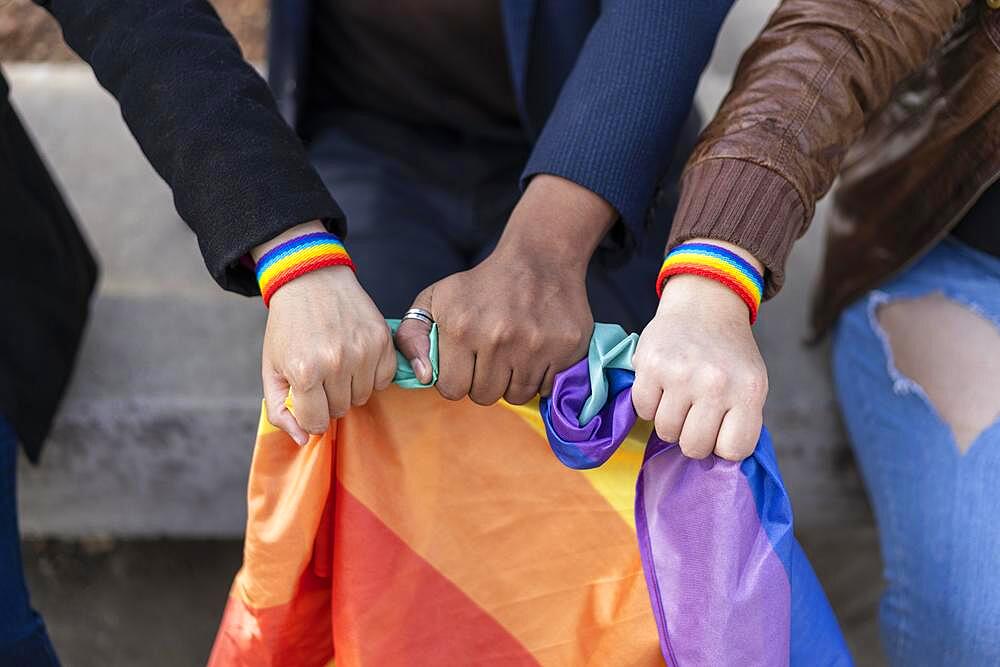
[540,349,583,397]
[395,286,434,384]
[350,365,375,407]
[437,344,475,401]
[284,379,329,436]
[262,368,309,446]
[324,375,352,421]
[538,364,556,397]
[677,402,725,460]
[469,353,511,406]
[504,366,544,405]
[714,408,763,462]
[630,372,662,421]
[653,390,691,445]
[374,330,397,391]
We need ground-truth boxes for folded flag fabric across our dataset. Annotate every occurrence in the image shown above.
[209,322,852,666]
[541,324,853,666]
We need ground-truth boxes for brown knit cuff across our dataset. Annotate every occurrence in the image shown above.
[668,159,807,299]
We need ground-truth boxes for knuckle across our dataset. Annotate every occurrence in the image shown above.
[654,425,678,444]
[369,324,392,351]
[490,325,514,347]
[264,399,282,426]
[525,330,546,353]
[679,438,710,460]
[302,417,329,435]
[469,388,500,406]
[698,365,729,393]
[448,316,472,341]
[327,400,349,420]
[660,359,692,384]
[286,358,320,388]
[715,444,747,462]
[504,382,538,405]
[632,390,656,420]
[437,384,465,402]
[559,327,587,351]
[374,372,393,391]
[469,395,490,407]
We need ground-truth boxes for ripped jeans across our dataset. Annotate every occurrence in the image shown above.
[833,238,1000,666]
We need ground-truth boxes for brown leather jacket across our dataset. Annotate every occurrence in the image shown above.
[668,0,1000,337]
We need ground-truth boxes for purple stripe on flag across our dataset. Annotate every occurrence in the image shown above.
[636,435,791,667]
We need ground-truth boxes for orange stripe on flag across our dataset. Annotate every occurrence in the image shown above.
[335,387,663,666]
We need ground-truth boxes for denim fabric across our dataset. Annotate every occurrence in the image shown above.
[832,238,1000,666]
[308,109,696,334]
[0,417,60,665]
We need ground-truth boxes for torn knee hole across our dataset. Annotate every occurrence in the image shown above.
[873,292,1000,453]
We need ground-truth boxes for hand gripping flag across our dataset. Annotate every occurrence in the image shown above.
[208,322,851,666]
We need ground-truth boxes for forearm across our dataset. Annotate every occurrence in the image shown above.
[522,0,733,238]
[37,0,342,294]
[670,0,968,297]
[497,175,616,274]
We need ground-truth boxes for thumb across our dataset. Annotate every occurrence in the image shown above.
[395,285,435,384]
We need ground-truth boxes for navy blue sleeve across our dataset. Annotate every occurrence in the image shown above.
[522,0,734,245]
[35,0,344,295]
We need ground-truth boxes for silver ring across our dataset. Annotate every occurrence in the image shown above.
[402,308,434,326]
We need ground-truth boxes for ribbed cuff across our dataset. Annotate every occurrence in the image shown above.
[667,159,806,299]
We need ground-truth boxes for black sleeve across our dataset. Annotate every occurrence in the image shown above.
[36,0,344,295]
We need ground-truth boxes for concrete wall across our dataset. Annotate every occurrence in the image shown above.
[12,0,870,537]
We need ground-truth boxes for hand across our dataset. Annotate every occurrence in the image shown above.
[395,175,615,405]
[631,243,768,461]
[254,223,395,444]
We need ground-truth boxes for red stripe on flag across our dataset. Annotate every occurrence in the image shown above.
[332,483,540,666]
[208,571,333,667]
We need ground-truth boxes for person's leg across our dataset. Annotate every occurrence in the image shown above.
[0,418,60,666]
[832,239,1000,666]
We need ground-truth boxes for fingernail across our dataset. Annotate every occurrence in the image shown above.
[412,358,428,381]
[293,433,308,446]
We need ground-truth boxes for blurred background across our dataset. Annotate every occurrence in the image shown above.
[2,1,883,664]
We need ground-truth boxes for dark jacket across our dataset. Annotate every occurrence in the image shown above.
[35,0,343,296]
[1,71,97,461]
[269,0,735,248]
[666,0,999,335]
[10,0,342,456]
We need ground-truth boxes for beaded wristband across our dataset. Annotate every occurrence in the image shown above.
[256,232,355,307]
[656,242,764,323]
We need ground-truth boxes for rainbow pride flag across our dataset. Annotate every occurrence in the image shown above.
[208,323,851,666]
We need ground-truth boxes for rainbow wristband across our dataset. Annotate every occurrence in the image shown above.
[256,232,355,307]
[656,242,764,323]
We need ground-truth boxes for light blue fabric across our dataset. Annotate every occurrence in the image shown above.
[387,320,439,388]
[578,323,638,425]
[832,238,1000,666]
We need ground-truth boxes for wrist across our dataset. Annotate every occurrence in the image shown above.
[255,226,355,307]
[252,220,328,262]
[498,174,616,273]
[657,273,752,322]
[656,239,764,323]
[267,264,358,308]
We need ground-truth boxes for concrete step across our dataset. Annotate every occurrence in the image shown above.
[7,0,871,537]
[8,64,264,536]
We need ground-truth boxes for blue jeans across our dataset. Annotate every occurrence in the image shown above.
[833,239,1000,666]
[0,418,60,665]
